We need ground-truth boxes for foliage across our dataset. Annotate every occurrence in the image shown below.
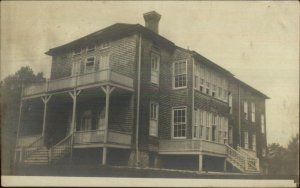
[266,134,299,177]
[1,66,45,174]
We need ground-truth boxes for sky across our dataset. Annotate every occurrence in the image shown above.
[1,1,299,147]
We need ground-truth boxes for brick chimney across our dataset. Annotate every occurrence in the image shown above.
[143,11,161,34]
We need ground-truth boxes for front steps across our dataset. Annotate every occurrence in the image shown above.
[23,147,49,165]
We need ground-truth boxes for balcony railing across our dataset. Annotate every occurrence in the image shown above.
[23,69,134,97]
[159,139,227,156]
[73,130,132,146]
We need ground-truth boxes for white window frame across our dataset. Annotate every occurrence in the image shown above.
[73,48,81,56]
[173,60,187,89]
[172,106,187,139]
[72,61,81,76]
[151,53,160,85]
[252,134,256,151]
[100,41,110,49]
[85,57,96,73]
[149,102,159,137]
[251,102,256,122]
[244,101,248,120]
[193,108,199,138]
[261,114,265,133]
[244,131,249,149]
[86,44,96,52]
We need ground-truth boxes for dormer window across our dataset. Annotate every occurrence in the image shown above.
[87,44,95,52]
[73,48,81,56]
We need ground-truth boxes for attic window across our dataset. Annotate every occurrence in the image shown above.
[100,42,110,49]
[73,48,81,56]
[87,45,95,52]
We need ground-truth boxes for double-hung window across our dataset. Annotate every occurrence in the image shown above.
[173,61,187,88]
[173,107,186,138]
[244,131,249,149]
[85,57,95,73]
[151,53,160,85]
[252,134,256,151]
[199,110,204,138]
[228,126,233,145]
[261,114,265,133]
[244,101,248,120]
[229,93,233,114]
[193,109,199,138]
[72,61,81,76]
[150,102,159,136]
[251,102,255,122]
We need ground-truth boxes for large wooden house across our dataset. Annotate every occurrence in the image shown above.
[15,11,269,173]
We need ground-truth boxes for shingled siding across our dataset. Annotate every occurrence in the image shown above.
[158,48,193,139]
[50,35,137,80]
[109,95,134,133]
[229,79,267,160]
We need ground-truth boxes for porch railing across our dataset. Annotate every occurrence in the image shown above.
[17,134,42,148]
[23,69,134,96]
[23,135,44,159]
[49,134,72,163]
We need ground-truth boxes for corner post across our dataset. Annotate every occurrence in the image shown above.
[198,154,203,172]
[41,95,51,138]
[101,85,115,165]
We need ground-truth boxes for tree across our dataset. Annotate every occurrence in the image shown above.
[1,66,45,174]
[266,143,287,175]
[286,133,299,177]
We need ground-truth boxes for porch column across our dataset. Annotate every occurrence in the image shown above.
[41,95,52,137]
[101,85,115,165]
[14,99,24,164]
[68,90,81,134]
[199,154,203,172]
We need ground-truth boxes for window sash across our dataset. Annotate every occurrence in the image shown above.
[151,54,160,84]
[173,108,186,138]
[85,57,95,73]
[244,132,249,149]
[173,61,187,88]
[261,114,265,133]
[252,134,256,151]
[251,102,255,122]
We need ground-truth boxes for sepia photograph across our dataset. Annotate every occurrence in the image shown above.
[1,1,299,187]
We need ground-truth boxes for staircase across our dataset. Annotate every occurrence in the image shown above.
[226,145,260,174]
[21,135,72,165]
[23,147,49,165]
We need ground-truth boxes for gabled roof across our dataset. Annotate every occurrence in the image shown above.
[45,23,175,56]
[233,77,270,99]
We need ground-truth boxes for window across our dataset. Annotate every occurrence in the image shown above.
[206,127,210,140]
[200,79,205,92]
[199,110,204,138]
[218,87,222,99]
[212,125,217,142]
[97,108,105,130]
[194,75,198,89]
[173,61,187,88]
[223,89,228,101]
[173,107,186,138]
[244,101,248,120]
[212,84,216,97]
[87,44,95,52]
[151,53,160,85]
[206,82,210,95]
[223,131,228,144]
[244,131,249,149]
[85,57,95,73]
[228,127,233,145]
[100,41,110,49]
[73,48,81,56]
[252,134,256,151]
[251,102,255,122]
[72,62,81,76]
[193,109,199,138]
[261,114,265,133]
[80,110,92,131]
[229,93,233,114]
[99,55,109,70]
[150,102,159,136]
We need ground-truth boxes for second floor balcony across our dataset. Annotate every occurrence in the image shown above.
[23,69,134,97]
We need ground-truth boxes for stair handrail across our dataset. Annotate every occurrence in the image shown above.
[24,135,44,159]
[49,134,72,163]
[237,146,260,171]
[226,144,246,171]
